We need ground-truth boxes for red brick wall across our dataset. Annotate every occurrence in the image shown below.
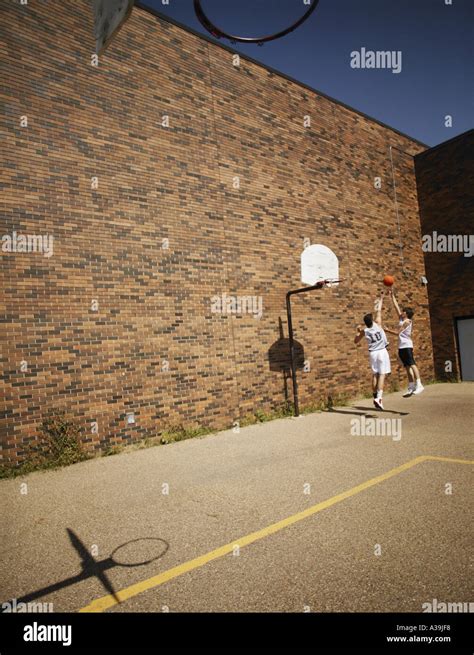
[415,130,474,380]
[1,0,434,463]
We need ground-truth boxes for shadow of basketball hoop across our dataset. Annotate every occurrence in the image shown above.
[268,318,305,405]
[11,529,169,607]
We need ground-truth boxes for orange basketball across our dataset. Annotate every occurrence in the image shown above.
[383,275,395,287]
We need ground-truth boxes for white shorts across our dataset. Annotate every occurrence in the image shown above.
[369,349,391,375]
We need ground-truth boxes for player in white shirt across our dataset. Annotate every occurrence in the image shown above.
[354,292,391,410]
[386,290,424,395]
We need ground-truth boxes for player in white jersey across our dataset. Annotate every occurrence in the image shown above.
[386,290,424,395]
[354,292,391,410]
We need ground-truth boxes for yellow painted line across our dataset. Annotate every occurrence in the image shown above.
[79,455,473,613]
[424,455,474,465]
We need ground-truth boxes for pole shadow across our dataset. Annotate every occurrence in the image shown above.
[268,317,305,404]
[352,405,409,416]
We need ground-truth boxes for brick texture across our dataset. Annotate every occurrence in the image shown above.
[1,0,434,463]
[415,130,474,380]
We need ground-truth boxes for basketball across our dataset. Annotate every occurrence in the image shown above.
[383,275,395,287]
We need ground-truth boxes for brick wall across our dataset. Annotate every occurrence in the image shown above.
[415,130,474,380]
[1,0,434,463]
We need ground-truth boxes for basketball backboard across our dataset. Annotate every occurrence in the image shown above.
[92,0,134,54]
[301,244,339,286]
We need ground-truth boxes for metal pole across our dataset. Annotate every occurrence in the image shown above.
[286,291,299,417]
[286,280,341,417]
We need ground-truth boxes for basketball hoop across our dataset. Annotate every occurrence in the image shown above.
[193,0,320,45]
[315,279,342,288]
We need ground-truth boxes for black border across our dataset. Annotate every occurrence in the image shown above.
[1,612,473,651]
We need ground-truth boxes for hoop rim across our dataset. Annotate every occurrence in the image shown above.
[109,538,169,568]
[193,0,320,44]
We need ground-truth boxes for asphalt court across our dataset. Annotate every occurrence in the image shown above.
[1,383,472,614]
[88,456,473,613]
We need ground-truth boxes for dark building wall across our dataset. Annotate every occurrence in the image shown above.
[1,1,433,463]
[415,130,474,380]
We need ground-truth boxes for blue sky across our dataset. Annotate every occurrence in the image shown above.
[140,0,473,147]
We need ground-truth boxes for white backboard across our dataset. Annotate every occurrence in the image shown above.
[301,244,339,286]
[92,0,134,54]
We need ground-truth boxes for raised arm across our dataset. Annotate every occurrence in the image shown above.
[374,292,384,326]
[391,290,402,318]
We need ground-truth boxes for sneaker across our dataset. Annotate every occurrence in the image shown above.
[374,398,384,410]
[403,386,415,396]
[412,384,424,395]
